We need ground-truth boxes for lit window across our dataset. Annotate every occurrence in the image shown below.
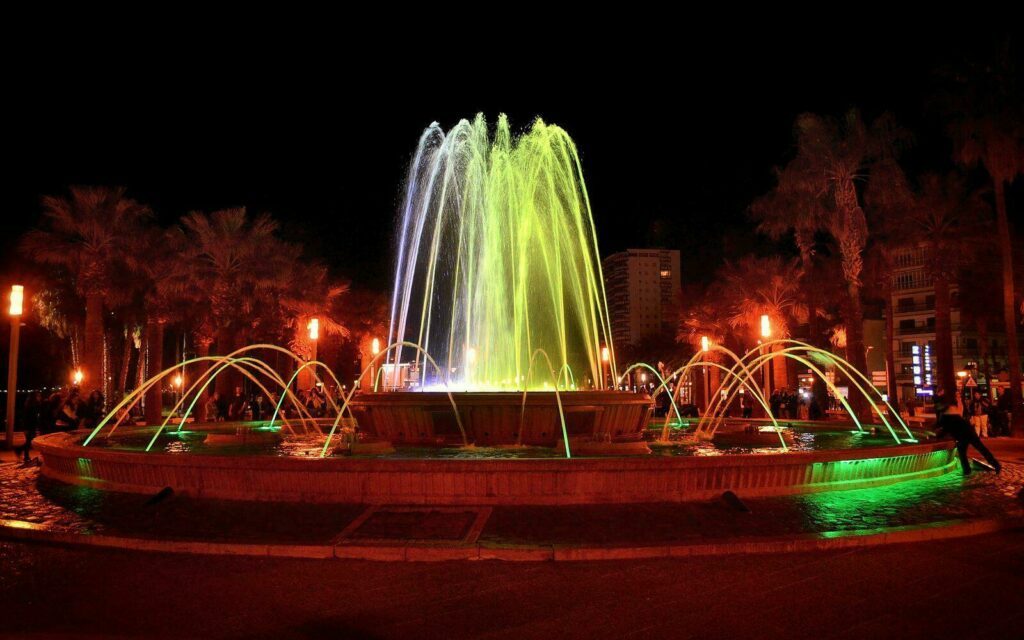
[660,270,670,278]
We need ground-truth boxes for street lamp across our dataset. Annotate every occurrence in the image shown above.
[701,336,711,415]
[370,337,380,391]
[307,318,320,390]
[601,345,610,390]
[759,314,772,405]
[173,374,184,417]
[5,285,23,449]
[72,369,84,386]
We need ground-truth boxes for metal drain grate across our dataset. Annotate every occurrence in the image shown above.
[335,507,492,544]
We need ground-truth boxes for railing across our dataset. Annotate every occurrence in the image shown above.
[897,324,962,336]
[894,302,936,314]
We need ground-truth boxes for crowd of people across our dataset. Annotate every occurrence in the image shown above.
[203,385,339,423]
[12,386,105,462]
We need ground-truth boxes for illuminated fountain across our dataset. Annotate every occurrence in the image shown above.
[350,114,651,455]
[31,115,958,505]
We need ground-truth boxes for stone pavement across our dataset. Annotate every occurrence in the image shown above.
[2,440,1022,553]
[2,531,1023,638]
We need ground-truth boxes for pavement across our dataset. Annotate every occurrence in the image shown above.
[0,531,1022,639]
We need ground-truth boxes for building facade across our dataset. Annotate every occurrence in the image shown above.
[889,244,1009,404]
[602,249,681,346]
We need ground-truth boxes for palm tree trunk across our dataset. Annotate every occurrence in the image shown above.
[808,303,829,416]
[194,338,212,422]
[82,293,104,393]
[844,284,870,421]
[934,273,956,405]
[995,181,1023,435]
[979,323,992,395]
[884,290,899,410]
[143,320,165,425]
[118,328,132,396]
[215,326,236,398]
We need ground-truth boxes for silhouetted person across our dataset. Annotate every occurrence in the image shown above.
[250,394,264,421]
[933,390,1001,475]
[206,391,225,422]
[740,394,753,419]
[967,391,991,438]
[81,390,105,428]
[55,388,81,431]
[786,390,799,420]
[769,389,782,418]
[228,387,247,421]
[14,391,44,462]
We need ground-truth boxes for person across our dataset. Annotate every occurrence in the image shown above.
[251,394,265,422]
[740,393,753,419]
[81,390,105,429]
[55,388,81,431]
[933,389,1001,475]
[206,391,224,422]
[42,391,63,434]
[14,391,44,462]
[967,391,991,438]
[995,389,1013,437]
[228,387,248,421]
[786,390,799,420]
[769,389,782,418]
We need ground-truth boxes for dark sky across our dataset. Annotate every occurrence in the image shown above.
[5,31,1019,291]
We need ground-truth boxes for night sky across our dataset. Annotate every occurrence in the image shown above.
[6,31,1019,291]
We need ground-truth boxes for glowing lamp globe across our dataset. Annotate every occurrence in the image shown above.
[8,285,23,317]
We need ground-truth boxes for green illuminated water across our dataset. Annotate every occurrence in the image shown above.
[387,114,615,390]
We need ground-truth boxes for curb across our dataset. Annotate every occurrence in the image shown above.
[2,516,1021,562]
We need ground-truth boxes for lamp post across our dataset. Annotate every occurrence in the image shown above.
[601,345,610,390]
[307,318,320,391]
[173,373,184,417]
[760,314,772,408]
[701,336,711,415]
[370,337,380,391]
[5,285,24,449]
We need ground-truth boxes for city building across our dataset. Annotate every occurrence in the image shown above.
[602,249,681,346]
[888,244,1009,405]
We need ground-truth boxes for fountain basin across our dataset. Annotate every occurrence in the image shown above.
[35,431,956,505]
[346,391,654,448]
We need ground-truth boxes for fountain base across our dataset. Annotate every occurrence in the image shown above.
[347,391,654,448]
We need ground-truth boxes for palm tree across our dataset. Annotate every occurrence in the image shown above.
[908,174,986,403]
[679,285,732,408]
[131,228,192,424]
[720,256,808,393]
[760,110,909,418]
[279,263,351,360]
[21,186,153,395]
[171,208,294,398]
[943,42,1024,433]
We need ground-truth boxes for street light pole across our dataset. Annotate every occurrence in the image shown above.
[701,336,711,416]
[760,315,772,412]
[371,337,380,391]
[307,318,319,391]
[601,346,610,390]
[5,285,24,449]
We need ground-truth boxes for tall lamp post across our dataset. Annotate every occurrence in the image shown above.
[307,318,320,391]
[5,285,24,449]
[601,345,610,390]
[760,314,772,408]
[701,336,711,415]
[371,337,380,391]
